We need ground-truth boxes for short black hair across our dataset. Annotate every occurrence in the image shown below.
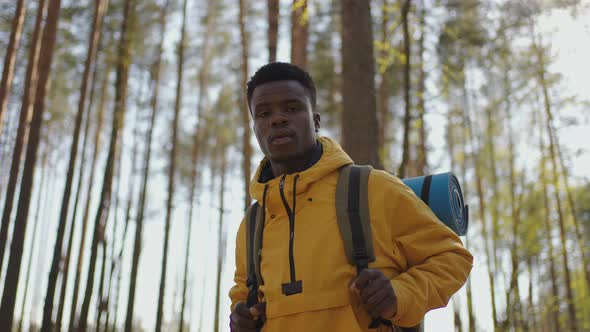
[247,62,317,111]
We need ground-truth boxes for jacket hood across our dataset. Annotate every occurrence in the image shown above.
[250,136,353,202]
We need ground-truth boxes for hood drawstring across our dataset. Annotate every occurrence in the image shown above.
[279,174,303,296]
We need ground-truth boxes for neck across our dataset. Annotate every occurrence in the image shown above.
[270,141,319,177]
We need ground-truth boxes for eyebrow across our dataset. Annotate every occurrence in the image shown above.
[254,98,305,110]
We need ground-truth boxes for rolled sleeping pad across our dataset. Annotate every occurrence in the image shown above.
[401,172,468,236]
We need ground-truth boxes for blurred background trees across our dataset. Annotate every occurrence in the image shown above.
[0,0,589,331]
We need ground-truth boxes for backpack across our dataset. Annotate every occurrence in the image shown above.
[244,164,445,331]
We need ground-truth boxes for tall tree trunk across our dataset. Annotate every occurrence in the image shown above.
[533,31,578,332]
[78,0,135,328]
[124,3,167,330]
[340,0,382,169]
[97,141,123,332]
[41,2,107,330]
[110,100,141,332]
[238,0,252,209]
[69,52,112,332]
[0,0,47,274]
[155,0,180,330]
[484,97,501,317]
[182,2,217,330]
[461,80,498,330]
[538,116,561,332]
[527,257,538,332]
[291,0,309,69]
[0,0,26,135]
[416,1,427,175]
[30,155,58,331]
[17,149,48,332]
[213,149,228,332]
[0,0,62,328]
[500,34,523,331]
[268,0,280,62]
[377,0,391,168]
[549,104,590,295]
[56,12,106,328]
[176,0,191,330]
[107,76,145,332]
[398,0,411,178]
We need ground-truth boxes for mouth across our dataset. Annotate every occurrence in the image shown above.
[269,131,295,145]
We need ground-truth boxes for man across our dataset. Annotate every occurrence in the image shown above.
[229,62,473,331]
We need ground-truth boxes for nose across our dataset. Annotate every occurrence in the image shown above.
[270,110,288,127]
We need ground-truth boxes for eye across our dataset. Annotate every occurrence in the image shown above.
[287,105,300,112]
[257,111,269,118]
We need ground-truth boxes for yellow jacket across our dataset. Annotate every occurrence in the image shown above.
[230,137,473,331]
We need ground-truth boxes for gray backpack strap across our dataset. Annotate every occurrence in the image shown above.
[245,203,259,307]
[335,164,375,273]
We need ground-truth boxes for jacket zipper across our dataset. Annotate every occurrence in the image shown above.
[279,174,302,295]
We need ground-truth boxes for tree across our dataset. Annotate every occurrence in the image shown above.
[78,0,135,328]
[41,1,108,330]
[68,47,112,332]
[125,2,168,330]
[155,0,180,329]
[291,0,309,69]
[17,148,48,332]
[0,0,47,275]
[268,0,279,62]
[0,0,62,328]
[0,0,26,135]
[238,0,252,209]
[340,0,382,168]
[397,0,411,178]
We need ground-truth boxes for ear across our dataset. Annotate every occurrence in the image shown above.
[313,113,321,132]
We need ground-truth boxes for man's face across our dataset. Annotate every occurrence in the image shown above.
[250,80,320,163]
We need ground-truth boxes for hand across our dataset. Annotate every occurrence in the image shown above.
[230,301,266,332]
[350,269,397,320]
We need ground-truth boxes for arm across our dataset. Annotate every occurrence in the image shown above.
[229,218,248,310]
[373,172,474,327]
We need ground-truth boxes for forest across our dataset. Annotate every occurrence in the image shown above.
[0,0,589,331]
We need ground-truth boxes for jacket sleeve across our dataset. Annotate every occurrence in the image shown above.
[229,217,248,311]
[375,172,473,327]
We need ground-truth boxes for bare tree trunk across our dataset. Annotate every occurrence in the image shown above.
[291,0,309,69]
[377,0,391,167]
[56,13,106,330]
[175,1,190,330]
[110,95,142,332]
[416,1,427,175]
[533,30,578,332]
[549,104,590,295]
[461,80,498,330]
[155,0,181,329]
[78,0,135,328]
[398,0,411,178]
[124,3,167,330]
[340,0,382,169]
[268,0,280,62]
[538,118,561,332]
[41,2,108,330]
[213,150,228,332]
[69,52,112,332]
[95,237,108,331]
[0,0,47,274]
[0,0,26,135]
[527,257,538,332]
[17,149,48,332]
[107,74,145,332]
[0,0,62,328]
[238,0,252,209]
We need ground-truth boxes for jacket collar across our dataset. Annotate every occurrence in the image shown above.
[250,136,353,201]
